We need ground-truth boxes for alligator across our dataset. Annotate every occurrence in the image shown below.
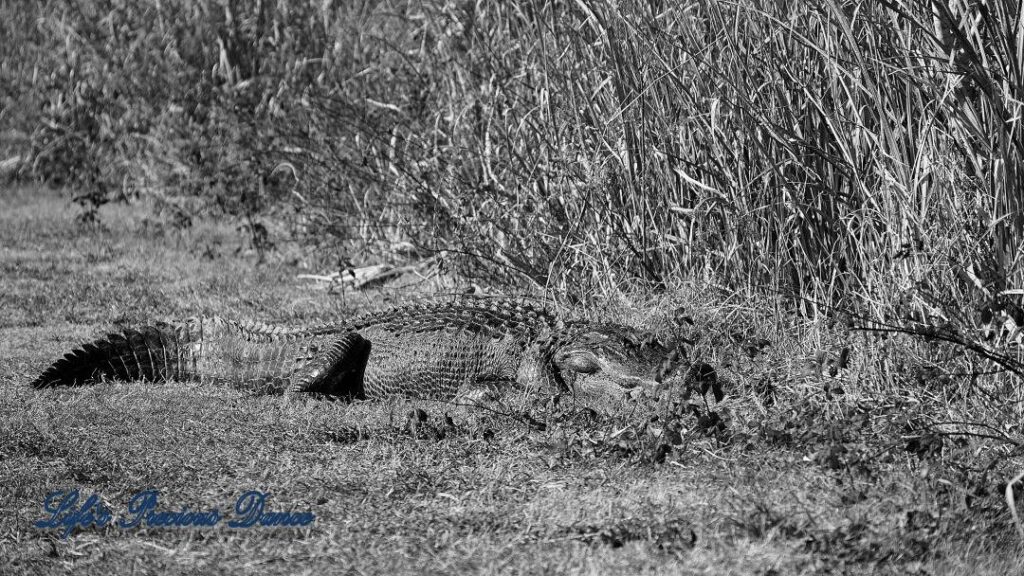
[30,298,673,406]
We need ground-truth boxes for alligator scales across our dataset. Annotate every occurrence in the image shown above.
[31,299,669,403]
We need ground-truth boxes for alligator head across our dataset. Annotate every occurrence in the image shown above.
[551,323,677,406]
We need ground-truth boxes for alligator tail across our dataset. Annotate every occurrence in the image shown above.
[30,324,191,388]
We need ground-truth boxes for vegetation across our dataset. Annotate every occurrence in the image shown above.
[3,0,1022,302]
[3,0,1024,572]
[1,186,1022,574]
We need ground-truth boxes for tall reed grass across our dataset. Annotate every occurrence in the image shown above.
[4,0,1022,313]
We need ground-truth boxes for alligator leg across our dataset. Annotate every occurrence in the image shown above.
[285,332,372,399]
[452,386,501,408]
[451,374,552,412]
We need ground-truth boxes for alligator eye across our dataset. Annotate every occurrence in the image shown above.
[581,331,612,345]
[558,351,601,374]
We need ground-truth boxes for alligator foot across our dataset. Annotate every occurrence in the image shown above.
[452,387,500,408]
[285,332,372,399]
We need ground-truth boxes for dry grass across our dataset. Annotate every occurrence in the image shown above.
[4,1,1022,307]
[2,186,1023,574]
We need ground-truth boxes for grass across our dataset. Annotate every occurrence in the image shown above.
[5,0,1022,306]
[2,185,1023,575]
